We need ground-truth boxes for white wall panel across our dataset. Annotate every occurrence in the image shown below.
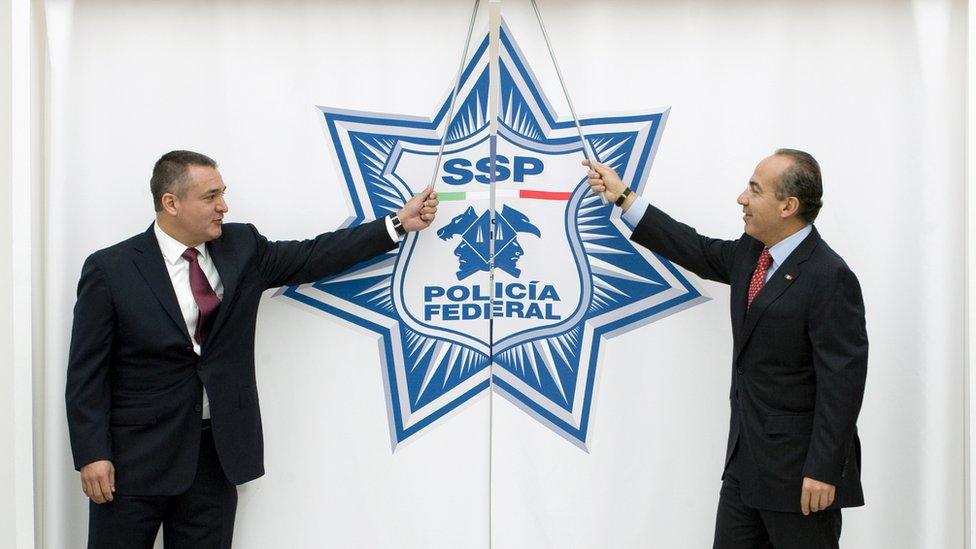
[40,1,965,547]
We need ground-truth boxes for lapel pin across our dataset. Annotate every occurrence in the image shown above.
[784,274,794,281]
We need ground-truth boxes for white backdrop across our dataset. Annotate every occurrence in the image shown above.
[39,0,965,547]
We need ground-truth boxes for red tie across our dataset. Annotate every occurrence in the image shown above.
[181,248,220,346]
[747,248,773,309]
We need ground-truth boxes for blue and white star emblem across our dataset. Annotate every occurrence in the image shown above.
[281,22,707,450]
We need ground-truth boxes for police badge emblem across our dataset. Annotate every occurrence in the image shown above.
[281,22,707,450]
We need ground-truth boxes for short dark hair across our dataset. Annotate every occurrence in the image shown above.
[150,150,218,212]
[773,148,823,223]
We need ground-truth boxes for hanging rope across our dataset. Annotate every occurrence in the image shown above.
[421,5,604,544]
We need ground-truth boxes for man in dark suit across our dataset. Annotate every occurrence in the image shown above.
[585,149,867,548]
[66,150,439,548]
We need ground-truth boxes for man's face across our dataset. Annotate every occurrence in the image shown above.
[170,165,228,246]
[736,155,793,244]
[455,241,471,270]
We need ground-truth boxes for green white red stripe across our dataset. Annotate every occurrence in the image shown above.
[435,189,572,202]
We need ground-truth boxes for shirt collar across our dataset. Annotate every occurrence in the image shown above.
[153,221,207,266]
[768,224,812,269]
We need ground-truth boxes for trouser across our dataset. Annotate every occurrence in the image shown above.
[88,422,238,549]
[713,475,842,549]
[713,447,841,549]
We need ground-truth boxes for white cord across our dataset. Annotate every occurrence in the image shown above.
[427,0,482,191]
[529,0,608,203]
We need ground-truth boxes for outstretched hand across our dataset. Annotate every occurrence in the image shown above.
[582,159,627,201]
[397,186,439,233]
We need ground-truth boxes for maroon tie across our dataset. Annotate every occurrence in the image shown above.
[747,248,773,309]
[181,248,220,346]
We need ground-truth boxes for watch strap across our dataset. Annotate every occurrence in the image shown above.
[614,187,633,207]
[390,214,406,237]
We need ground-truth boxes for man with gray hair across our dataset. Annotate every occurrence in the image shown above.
[585,149,867,548]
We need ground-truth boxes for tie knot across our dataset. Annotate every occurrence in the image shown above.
[758,248,772,268]
[181,247,200,263]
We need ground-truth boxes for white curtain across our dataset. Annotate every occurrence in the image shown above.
[40,1,965,547]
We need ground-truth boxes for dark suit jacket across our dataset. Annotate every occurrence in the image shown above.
[631,204,867,512]
[66,218,395,495]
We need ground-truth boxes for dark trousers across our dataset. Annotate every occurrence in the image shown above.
[88,425,238,549]
[713,474,842,549]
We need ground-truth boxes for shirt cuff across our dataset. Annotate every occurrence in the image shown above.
[384,215,403,242]
[621,195,650,230]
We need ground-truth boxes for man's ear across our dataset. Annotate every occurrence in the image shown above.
[780,196,800,219]
[160,193,179,216]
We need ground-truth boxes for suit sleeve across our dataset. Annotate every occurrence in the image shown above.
[255,217,398,288]
[802,265,868,485]
[630,203,739,284]
[65,255,115,470]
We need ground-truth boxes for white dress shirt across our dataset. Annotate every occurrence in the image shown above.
[152,218,399,420]
[764,224,812,282]
[384,215,401,242]
[153,222,224,420]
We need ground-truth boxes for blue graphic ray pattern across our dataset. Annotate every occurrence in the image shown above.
[498,63,544,140]
[405,334,487,409]
[349,133,408,219]
[447,65,489,143]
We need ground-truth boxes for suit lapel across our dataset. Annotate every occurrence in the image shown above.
[204,236,239,350]
[733,228,822,363]
[132,225,192,343]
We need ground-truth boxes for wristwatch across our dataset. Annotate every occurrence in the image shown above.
[389,214,406,237]
[614,187,633,207]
